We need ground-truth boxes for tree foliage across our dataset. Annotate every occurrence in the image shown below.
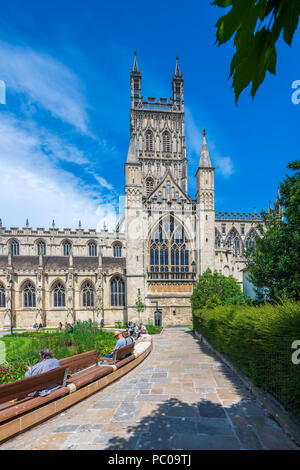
[246,160,300,300]
[191,268,242,311]
[135,289,145,316]
[213,0,300,103]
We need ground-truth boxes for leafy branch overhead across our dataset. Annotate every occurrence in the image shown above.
[213,0,300,103]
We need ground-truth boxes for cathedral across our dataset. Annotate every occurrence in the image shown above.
[0,54,282,329]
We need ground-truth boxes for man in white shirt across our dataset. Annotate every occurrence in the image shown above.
[99,331,127,361]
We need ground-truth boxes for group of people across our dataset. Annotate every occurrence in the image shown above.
[32,323,43,330]
[58,322,71,331]
[126,321,147,338]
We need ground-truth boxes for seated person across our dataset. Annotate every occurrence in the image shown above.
[140,324,147,334]
[122,330,134,345]
[25,349,61,397]
[99,331,127,361]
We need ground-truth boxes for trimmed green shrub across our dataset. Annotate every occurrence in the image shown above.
[193,300,300,421]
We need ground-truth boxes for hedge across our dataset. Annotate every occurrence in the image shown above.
[193,300,300,421]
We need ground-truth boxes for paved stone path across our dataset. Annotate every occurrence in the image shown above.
[1,327,298,450]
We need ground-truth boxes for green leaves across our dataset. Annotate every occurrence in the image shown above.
[245,160,300,300]
[190,268,242,310]
[213,0,300,103]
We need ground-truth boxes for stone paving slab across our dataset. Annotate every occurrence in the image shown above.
[0,327,299,450]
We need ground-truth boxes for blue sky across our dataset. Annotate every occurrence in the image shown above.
[0,0,299,230]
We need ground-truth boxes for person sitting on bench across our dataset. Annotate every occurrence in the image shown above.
[122,330,134,345]
[99,331,127,361]
[25,348,61,396]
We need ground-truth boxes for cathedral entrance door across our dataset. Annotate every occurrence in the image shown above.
[154,309,162,327]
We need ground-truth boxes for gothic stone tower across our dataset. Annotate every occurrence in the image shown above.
[125,54,196,325]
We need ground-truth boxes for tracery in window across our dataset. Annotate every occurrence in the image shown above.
[53,282,66,307]
[163,132,171,153]
[215,230,221,249]
[82,281,94,307]
[226,229,241,256]
[113,243,122,257]
[146,131,154,151]
[88,242,97,257]
[10,240,19,256]
[63,241,71,256]
[37,241,46,256]
[24,282,36,308]
[149,216,190,280]
[111,277,125,306]
[245,230,257,249]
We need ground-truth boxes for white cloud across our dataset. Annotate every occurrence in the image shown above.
[94,175,114,191]
[0,41,89,132]
[185,108,203,155]
[214,155,234,178]
[0,114,118,230]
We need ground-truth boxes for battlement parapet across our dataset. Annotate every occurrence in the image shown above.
[215,211,263,221]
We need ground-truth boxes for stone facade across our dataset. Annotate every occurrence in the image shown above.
[0,54,282,328]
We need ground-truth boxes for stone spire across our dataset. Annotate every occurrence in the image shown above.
[132,51,139,72]
[175,55,181,76]
[126,134,138,163]
[198,129,212,168]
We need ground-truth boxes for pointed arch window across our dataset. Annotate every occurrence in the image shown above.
[24,282,36,308]
[10,240,19,256]
[146,131,154,151]
[88,242,97,257]
[226,229,241,256]
[0,284,5,308]
[53,282,66,307]
[63,241,72,256]
[215,230,221,249]
[149,215,190,279]
[163,132,171,153]
[146,177,154,196]
[82,282,94,307]
[37,241,46,256]
[245,230,257,249]
[113,243,122,258]
[111,277,125,306]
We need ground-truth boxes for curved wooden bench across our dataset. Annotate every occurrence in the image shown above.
[0,340,152,443]
[99,342,135,365]
[60,350,113,389]
[0,367,68,424]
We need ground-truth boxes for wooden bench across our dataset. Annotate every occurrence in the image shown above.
[0,366,69,424]
[100,342,135,366]
[60,350,112,389]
